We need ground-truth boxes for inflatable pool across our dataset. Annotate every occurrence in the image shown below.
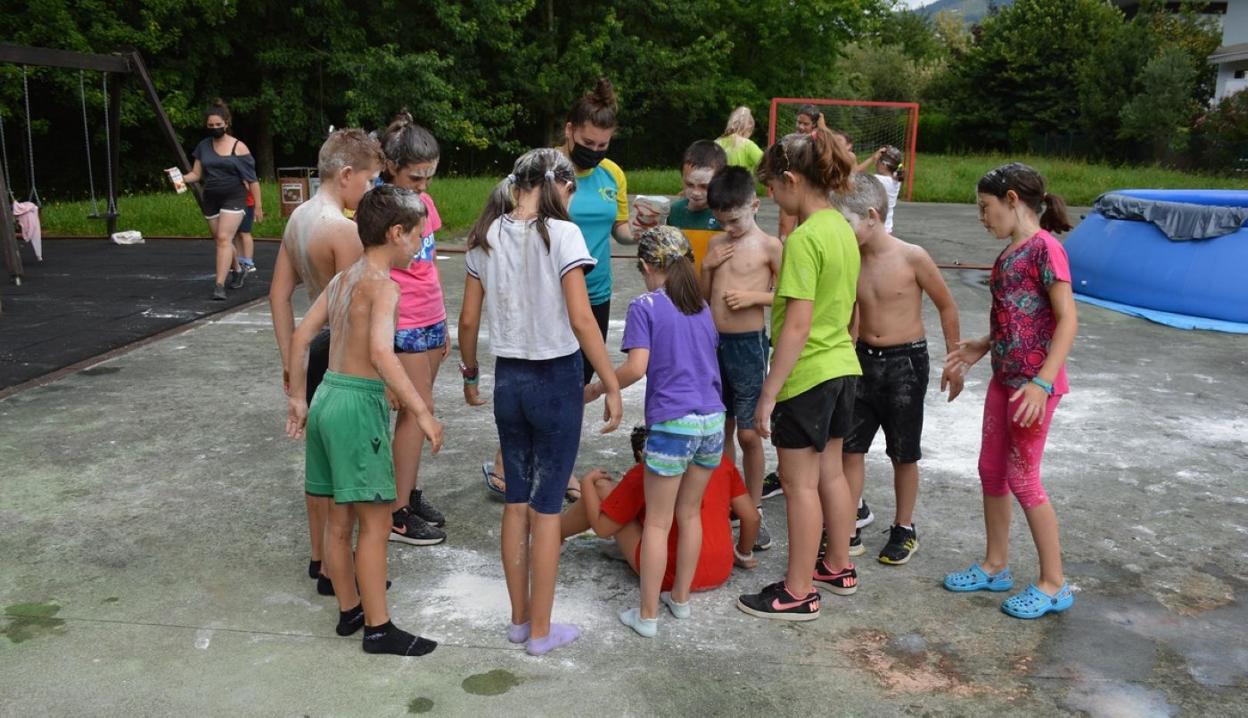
[1065,189,1248,333]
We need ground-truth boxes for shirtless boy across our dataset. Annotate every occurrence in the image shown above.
[832,173,962,565]
[700,166,784,550]
[286,184,443,656]
[269,130,382,589]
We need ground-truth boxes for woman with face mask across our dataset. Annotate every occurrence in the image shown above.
[182,99,261,300]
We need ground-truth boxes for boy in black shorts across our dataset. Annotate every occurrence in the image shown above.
[833,174,963,565]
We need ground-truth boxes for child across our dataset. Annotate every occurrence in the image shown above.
[285,184,443,656]
[777,105,827,242]
[560,426,761,586]
[458,148,622,656]
[584,226,725,637]
[269,129,381,593]
[228,179,262,289]
[379,112,448,547]
[667,140,727,271]
[944,163,1077,619]
[715,106,764,174]
[832,173,962,565]
[700,166,783,552]
[855,146,904,233]
[736,127,861,621]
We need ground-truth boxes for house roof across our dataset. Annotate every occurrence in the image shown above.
[1210,42,1248,64]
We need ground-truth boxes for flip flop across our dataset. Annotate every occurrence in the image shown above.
[564,479,582,504]
[943,564,1014,592]
[1001,583,1074,619]
[481,461,506,499]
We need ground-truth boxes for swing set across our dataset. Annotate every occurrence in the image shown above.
[0,42,201,286]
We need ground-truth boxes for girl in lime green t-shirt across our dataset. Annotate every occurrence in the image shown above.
[715,106,764,174]
[735,128,864,622]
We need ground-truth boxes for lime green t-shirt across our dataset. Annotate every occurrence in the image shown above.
[771,208,862,401]
[715,135,764,174]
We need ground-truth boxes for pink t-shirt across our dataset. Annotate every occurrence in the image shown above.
[989,230,1071,395]
[391,193,446,330]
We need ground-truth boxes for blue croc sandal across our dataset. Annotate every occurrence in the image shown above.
[1001,583,1074,619]
[481,461,506,499]
[944,564,1014,592]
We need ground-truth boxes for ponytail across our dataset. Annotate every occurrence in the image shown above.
[467,148,577,254]
[759,127,852,193]
[466,178,516,253]
[663,256,703,315]
[1040,192,1073,234]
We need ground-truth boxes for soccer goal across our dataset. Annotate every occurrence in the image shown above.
[768,98,920,201]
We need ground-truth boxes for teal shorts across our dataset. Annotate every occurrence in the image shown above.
[304,372,397,504]
[644,412,726,477]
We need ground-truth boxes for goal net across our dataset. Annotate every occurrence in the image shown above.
[768,98,919,201]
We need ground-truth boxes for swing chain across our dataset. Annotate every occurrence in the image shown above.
[79,70,100,217]
[21,66,40,207]
[102,72,115,216]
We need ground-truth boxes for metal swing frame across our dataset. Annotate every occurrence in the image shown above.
[0,42,202,285]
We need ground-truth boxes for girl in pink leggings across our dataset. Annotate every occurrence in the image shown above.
[943,163,1078,620]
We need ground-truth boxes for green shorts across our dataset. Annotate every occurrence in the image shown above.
[304,372,397,504]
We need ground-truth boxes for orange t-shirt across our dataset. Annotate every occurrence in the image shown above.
[600,461,747,592]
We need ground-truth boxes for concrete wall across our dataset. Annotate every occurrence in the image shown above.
[1224,0,1247,45]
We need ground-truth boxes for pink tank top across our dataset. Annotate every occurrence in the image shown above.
[391,193,446,329]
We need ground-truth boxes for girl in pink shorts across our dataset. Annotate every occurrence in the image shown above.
[943,163,1078,620]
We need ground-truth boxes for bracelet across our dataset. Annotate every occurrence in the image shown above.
[459,361,479,380]
[1030,376,1054,395]
[463,376,479,386]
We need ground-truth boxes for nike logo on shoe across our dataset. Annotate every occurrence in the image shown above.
[771,596,816,611]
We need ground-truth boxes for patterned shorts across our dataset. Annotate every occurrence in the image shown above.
[644,412,726,477]
[394,320,447,354]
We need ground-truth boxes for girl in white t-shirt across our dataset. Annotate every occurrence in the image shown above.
[458,148,622,657]
[855,145,904,233]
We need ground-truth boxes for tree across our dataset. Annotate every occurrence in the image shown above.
[1118,47,1200,160]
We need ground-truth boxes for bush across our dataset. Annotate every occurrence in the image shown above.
[1192,91,1248,176]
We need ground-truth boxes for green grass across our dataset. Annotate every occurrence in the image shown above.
[34,154,1243,239]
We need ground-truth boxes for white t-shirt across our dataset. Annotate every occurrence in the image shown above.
[874,174,901,233]
[465,216,597,360]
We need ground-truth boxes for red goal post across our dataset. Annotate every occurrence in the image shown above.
[768,98,920,201]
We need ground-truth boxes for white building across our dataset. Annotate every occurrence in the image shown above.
[1211,0,1247,100]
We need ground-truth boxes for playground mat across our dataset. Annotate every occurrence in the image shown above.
[0,238,277,390]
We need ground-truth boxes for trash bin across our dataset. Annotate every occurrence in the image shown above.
[278,167,317,218]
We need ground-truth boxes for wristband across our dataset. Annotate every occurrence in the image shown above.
[463,376,479,386]
[459,362,479,380]
[1030,376,1054,395]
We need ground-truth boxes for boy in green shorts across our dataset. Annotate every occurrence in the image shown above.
[286,184,444,656]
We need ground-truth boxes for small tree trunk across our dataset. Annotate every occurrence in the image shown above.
[255,112,276,182]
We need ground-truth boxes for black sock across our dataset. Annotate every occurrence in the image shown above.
[362,621,437,656]
[308,560,322,580]
[336,604,365,636]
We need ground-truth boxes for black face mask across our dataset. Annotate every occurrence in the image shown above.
[570,142,607,169]
[208,127,226,139]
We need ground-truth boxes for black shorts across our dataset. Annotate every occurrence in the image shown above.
[306,329,331,401]
[843,340,929,462]
[581,300,611,386]
[202,186,248,219]
[771,376,858,452]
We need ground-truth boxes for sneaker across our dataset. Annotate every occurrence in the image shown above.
[848,528,865,557]
[878,524,919,565]
[754,509,773,551]
[242,263,257,277]
[409,488,446,528]
[812,560,859,596]
[760,471,783,500]
[389,506,446,546]
[211,283,227,301]
[856,499,875,529]
[226,268,241,289]
[736,581,820,621]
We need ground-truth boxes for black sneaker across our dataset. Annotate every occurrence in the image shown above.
[856,499,875,529]
[211,283,227,301]
[409,488,446,528]
[389,506,446,546]
[760,471,784,500]
[228,267,247,289]
[849,528,865,557]
[878,524,919,565]
[736,581,820,621]
[812,560,859,596]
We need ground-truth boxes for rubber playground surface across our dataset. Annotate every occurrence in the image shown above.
[0,238,278,391]
[0,201,1245,715]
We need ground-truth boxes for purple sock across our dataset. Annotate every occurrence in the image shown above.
[507,622,530,644]
[525,623,580,656]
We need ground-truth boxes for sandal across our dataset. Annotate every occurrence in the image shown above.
[564,476,582,504]
[943,564,1014,592]
[1001,583,1074,619]
[481,461,506,499]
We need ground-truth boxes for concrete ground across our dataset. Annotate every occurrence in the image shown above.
[1,200,1245,716]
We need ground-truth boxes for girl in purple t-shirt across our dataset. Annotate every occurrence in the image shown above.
[944,163,1078,619]
[586,226,725,637]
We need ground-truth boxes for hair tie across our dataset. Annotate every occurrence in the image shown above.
[544,170,555,181]
[506,174,516,184]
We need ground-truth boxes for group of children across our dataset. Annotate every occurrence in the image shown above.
[273,114,1078,657]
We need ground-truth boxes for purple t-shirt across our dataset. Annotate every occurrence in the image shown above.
[621,289,724,426]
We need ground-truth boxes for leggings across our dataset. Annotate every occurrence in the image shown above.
[977,377,1060,510]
